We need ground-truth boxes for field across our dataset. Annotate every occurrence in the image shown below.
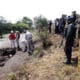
[0,31,80,80]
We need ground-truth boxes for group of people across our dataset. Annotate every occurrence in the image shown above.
[9,30,20,50]
[8,11,80,63]
[55,15,67,35]
[9,30,34,55]
[55,11,79,64]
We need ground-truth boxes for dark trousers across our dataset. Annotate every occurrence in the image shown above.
[49,27,51,33]
[55,26,59,34]
[64,46,72,62]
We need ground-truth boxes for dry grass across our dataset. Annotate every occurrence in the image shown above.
[1,33,80,80]
[23,34,80,80]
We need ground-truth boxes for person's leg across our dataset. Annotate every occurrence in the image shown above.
[27,41,31,55]
[55,26,57,34]
[10,40,13,48]
[13,40,15,48]
[31,40,34,51]
[27,41,29,52]
[64,46,68,59]
[16,40,20,49]
[10,40,15,48]
[49,26,51,33]
[50,27,51,33]
[67,46,72,63]
[64,46,72,64]
[21,41,26,52]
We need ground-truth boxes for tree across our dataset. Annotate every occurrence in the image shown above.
[34,15,48,31]
[34,15,52,48]
[15,22,29,32]
[22,17,33,28]
[0,16,7,38]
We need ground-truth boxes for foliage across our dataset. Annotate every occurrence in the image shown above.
[14,22,29,33]
[0,16,32,35]
[33,47,42,57]
[7,72,16,80]
[15,21,29,29]
[38,29,52,48]
[34,15,48,30]
[22,16,33,27]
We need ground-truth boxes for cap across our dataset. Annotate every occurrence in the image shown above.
[11,30,14,33]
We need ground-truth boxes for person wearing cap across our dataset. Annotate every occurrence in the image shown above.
[64,17,77,64]
[25,30,34,55]
[9,30,16,48]
[16,31,20,50]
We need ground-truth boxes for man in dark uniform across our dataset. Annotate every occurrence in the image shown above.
[55,18,60,34]
[48,20,52,33]
[59,15,66,35]
[64,16,77,64]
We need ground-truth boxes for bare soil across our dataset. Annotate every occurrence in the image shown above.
[0,34,80,80]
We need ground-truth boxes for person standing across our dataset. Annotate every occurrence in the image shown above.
[64,17,77,64]
[55,18,60,34]
[16,31,20,50]
[59,15,66,35]
[25,30,34,55]
[48,20,52,33]
[9,30,16,49]
[71,11,77,23]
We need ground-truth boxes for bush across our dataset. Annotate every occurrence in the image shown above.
[7,72,16,80]
[38,29,52,48]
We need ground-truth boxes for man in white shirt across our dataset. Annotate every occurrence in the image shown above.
[20,38,27,52]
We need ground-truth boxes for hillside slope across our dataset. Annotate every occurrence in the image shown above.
[0,34,80,80]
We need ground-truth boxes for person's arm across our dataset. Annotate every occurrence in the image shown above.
[14,34,16,40]
[25,34,27,40]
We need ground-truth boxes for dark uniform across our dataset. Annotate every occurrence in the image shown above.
[55,19,60,34]
[59,17,66,35]
[64,17,77,64]
[48,20,52,33]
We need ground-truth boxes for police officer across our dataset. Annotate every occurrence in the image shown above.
[48,20,52,33]
[55,18,60,34]
[64,16,77,64]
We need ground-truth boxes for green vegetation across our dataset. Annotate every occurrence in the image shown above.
[7,72,16,80]
[22,16,32,28]
[0,16,33,38]
[34,15,48,32]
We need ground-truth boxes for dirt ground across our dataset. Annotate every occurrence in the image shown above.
[23,34,79,80]
[0,33,80,80]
